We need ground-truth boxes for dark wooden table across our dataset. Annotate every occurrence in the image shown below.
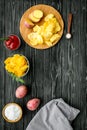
[0,0,86,130]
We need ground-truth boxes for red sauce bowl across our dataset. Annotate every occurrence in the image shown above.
[4,34,21,50]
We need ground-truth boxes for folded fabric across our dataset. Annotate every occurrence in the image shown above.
[26,98,80,130]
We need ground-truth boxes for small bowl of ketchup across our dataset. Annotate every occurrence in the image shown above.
[4,34,21,50]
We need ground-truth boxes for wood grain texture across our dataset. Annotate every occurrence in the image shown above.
[0,0,87,130]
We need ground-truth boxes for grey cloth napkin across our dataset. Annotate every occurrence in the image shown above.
[26,98,80,130]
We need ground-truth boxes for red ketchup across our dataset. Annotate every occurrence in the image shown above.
[5,35,21,50]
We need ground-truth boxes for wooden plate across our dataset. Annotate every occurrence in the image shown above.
[20,4,64,49]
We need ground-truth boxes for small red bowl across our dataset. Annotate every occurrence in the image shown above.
[4,34,21,51]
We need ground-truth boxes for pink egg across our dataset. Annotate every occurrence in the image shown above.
[15,85,28,98]
[26,98,40,111]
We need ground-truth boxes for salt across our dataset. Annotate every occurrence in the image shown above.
[5,104,21,121]
[65,33,71,39]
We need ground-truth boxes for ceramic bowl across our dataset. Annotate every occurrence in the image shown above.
[4,34,21,51]
[4,54,30,78]
[2,103,23,123]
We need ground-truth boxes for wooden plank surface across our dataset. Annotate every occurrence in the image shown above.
[0,0,87,130]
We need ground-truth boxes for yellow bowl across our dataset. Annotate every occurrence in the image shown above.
[2,103,23,123]
[4,54,30,78]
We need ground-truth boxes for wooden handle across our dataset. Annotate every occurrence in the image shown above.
[67,13,72,33]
